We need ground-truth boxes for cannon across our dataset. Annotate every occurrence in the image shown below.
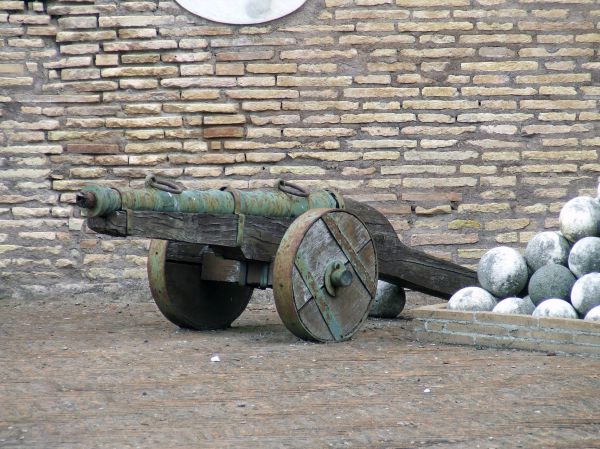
[77,175,477,342]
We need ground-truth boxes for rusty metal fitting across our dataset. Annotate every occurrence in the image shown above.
[75,191,97,209]
[145,174,184,194]
[324,260,353,297]
[220,186,242,215]
[276,179,310,198]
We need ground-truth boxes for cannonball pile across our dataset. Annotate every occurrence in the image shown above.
[449,191,600,322]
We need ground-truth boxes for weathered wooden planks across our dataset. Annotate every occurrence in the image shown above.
[88,210,127,236]
[88,211,292,262]
[87,204,478,299]
[344,199,478,299]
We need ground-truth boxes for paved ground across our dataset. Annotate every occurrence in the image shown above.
[2,291,600,449]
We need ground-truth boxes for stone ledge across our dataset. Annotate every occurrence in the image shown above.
[412,304,600,357]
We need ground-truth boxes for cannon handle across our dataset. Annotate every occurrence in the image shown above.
[145,174,184,194]
[276,179,309,198]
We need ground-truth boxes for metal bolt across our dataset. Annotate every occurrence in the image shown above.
[330,263,353,288]
[324,260,353,296]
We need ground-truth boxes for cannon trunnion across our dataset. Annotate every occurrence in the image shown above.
[81,179,477,342]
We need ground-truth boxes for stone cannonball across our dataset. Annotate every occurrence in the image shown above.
[492,297,536,315]
[369,281,406,318]
[559,196,600,243]
[568,236,600,278]
[477,246,529,299]
[532,299,578,319]
[524,231,570,272]
[528,263,576,306]
[448,287,497,312]
[584,305,600,322]
[570,273,600,316]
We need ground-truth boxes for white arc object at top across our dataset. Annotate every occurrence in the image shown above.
[175,0,309,25]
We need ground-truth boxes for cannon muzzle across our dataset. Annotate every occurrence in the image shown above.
[75,191,97,209]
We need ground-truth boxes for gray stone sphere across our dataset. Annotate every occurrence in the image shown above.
[584,305,600,321]
[477,246,529,298]
[568,236,600,278]
[559,196,600,242]
[369,281,406,318]
[448,286,497,312]
[524,231,570,272]
[570,273,600,316]
[532,299,578,319]
[492,297,536,315]
[528,263,576,305]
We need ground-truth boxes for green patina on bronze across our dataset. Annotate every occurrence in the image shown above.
[80,184,122,218]
[80,184,341,219]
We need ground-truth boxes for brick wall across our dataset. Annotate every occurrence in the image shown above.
[0,0,599,300]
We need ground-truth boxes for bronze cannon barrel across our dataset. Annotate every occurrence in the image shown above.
[76,179,343,219]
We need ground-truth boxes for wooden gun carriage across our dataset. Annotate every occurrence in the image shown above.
[77,176,477,342]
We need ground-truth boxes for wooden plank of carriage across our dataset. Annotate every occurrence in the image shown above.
[88,204,478,299]
[1,291,599,448]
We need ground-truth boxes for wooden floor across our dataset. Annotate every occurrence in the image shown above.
[1,292,600,449]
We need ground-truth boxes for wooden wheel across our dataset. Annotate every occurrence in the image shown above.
[273,209,378,342]
[147,240,253,330]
